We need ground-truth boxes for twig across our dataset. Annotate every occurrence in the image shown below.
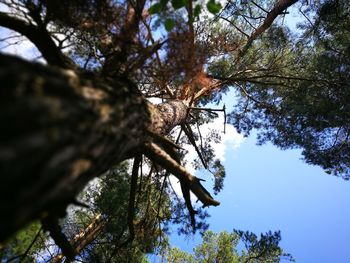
[218,15,249,38]
[19,227,42,261]
[223,104,227,134]
[189,107,226,112]
[252,1,269,13]
[182,123,208,169]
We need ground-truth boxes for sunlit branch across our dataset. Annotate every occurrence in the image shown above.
[193,80,223,102]
[239,0,300,57]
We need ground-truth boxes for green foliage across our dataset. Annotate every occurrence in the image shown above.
[165,18,176,31]
[193,231,239,262]
[206,0,222,14]
[171,0,187,10]
[218,0,350,179]
[235,230,294,262]
[148,0,222,31]
[57,161,210,261]
[0,221,47,262]
[72,162,171,262]
[193,5,201,18]
[212,159,226,195]
[149,3,163,14]
[167,247,196,263]
[166,230,293,262]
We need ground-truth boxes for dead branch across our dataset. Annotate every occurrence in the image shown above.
[181,123,208,169]
[143,142,220,207]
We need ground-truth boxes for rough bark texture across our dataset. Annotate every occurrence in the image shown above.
[0,53,149,241]
[0,0,301,257]
[151,100,189,135]
[0,54,215,242]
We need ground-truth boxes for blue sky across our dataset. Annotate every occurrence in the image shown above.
[170,104,350,262]
[168,6,350,263]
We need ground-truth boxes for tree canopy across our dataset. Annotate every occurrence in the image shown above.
[166,230,294,263]
[0,0,349,261]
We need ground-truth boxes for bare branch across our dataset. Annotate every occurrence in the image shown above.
[240,0,300,56]
[181,123,208,169]
[143,142,220,207]
[127,155,142,241]
[52,214,107,263]
[251,1,269,13]
[0,12,74,68]
[218,15,250,38]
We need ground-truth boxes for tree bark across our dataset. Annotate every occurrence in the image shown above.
[0,53,218,242]
[0,53,149,241]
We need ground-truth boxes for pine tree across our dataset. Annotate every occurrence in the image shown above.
[0,0,348,260]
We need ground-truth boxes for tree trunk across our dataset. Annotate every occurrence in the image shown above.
[0,54,213,242]
[0,53,150,241]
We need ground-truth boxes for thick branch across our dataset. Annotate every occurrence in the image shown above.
[41,216,75,261]
[240,0,299,56]
[102,1,146,76]
[127,155,141,241]
[148,100,189,135]
[0,12,74,68]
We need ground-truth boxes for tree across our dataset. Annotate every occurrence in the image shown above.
[50,161,171,262]
[0,0,348,260]
[2,162,170,262]
[225,0,350,178]
[166,230,294,262]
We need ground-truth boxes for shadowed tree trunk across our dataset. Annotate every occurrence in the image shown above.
[0,53,149,240]
[0,53,218,242]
